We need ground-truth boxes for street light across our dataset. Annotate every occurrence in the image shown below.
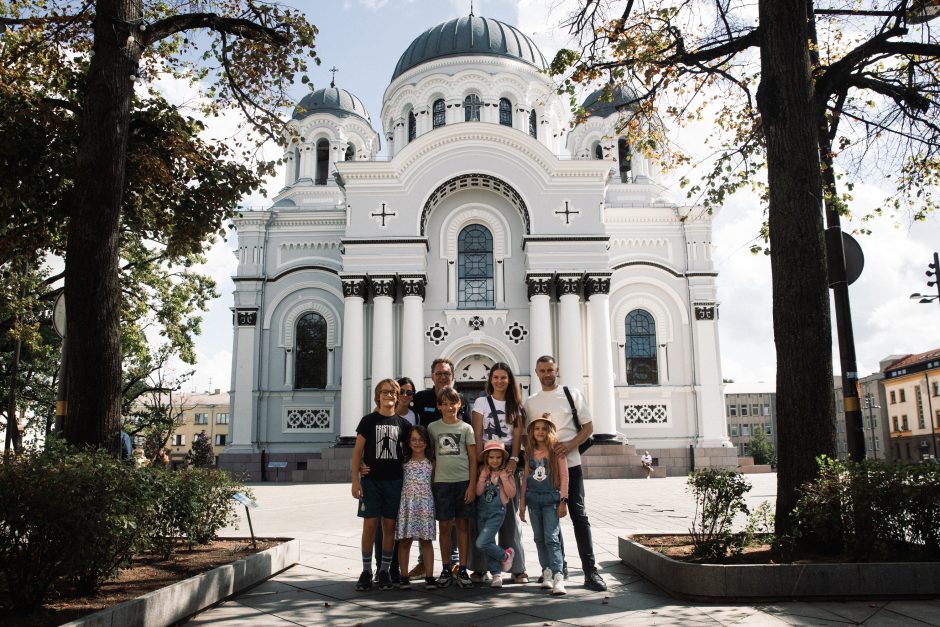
[910,252,940,308]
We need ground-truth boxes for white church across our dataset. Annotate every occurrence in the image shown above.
[220,14,734,480]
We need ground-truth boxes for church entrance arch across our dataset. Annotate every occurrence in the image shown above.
[452,354,494,407]
[420,173,531,236]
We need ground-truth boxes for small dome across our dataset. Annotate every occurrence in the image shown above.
[392,15,547,81]
[293,86,370,122]
[582,84,638,118]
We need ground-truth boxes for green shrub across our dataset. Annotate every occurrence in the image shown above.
[687,468,752,560]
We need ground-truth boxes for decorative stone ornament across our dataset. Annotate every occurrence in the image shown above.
[236,309,258,326]
[341,277,368,298]
[694,304,717,320]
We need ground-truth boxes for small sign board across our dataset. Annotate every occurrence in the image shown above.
[267,461,288,469]
[231,492,258,509]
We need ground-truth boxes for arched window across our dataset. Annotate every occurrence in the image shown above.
[464,94,482,121]
[432,99,446,129]
[314,139,329,185]
[593,142,603,160]
[295,312,327,389]
[408,110,416,142]
[528,109,537,139]
[618,138,632,183]
[498,98,512,126]
[625,309,658,385]
[344,143,355,161]
[457,224,494,309]
[293,147,301,181]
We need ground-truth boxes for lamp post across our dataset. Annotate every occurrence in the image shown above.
[910,252,940,309]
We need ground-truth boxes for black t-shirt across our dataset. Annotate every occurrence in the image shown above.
[412,388,471,429]
[355,411,410,481]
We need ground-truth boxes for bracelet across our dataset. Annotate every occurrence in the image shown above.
[509,456,519,462]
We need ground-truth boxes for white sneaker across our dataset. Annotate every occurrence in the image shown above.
[552,572,567,596]
[540,568,553,589]
[490,573,503,588]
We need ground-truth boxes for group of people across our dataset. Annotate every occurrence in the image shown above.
[350,355,608,595]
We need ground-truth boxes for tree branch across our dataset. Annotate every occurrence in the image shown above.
[140,13,289,47]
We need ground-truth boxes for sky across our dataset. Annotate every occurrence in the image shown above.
[166,0,940,394]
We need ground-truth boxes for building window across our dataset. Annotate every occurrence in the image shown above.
[741,404,749,417]
[529,109,537,138]
[762,404,771,416]
[498,98,512,126]
[729,424,739,437]
[216,413,229,425]
[432,99,446,128]
[173,434,185,446]
[345,144,355,161]
[933,381,939,396]
[916,386,926,429]
[618,138,631,183]
[900,388,907,403]
[890,390,896,404]
[408,110,416,142]
[892,415,899,432]
[901,414,909,430]
[741,425,751,437]
[625,309,658,385]
[457,224,495,309]
[765,423,773,436]
[215,434,227,446]
[314,138,329,185]
[464,94,482,121]
[729,404,737,417]
[295,312,328,389]
[593,142,603,160]
[194,413,208,425]
[751,404,759,416]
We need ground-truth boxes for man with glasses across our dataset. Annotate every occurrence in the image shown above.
[413,358,471,427]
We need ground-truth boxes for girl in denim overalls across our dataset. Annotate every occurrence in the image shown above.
[474,440,517,587]
[520,414,569,595]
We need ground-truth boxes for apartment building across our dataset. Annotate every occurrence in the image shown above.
[724,382,777,459]
[833,372,891,460]
[883,349,940,463]
[165,390,231,467]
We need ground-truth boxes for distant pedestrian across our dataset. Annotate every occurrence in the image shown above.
[641,451,653,478]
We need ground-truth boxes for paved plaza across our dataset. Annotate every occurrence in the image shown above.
[189,474,940,626]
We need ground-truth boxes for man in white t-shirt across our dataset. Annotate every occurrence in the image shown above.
[523,355,607,592]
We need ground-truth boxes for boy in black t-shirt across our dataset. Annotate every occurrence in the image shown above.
[351,379,411,591]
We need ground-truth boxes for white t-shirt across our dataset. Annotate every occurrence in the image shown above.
[398,409,417,426]
[523,386,592,468]
[471,396,514,446]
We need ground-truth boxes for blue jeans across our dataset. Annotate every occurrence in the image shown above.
[475,506,507,574]
[526,490,563,575]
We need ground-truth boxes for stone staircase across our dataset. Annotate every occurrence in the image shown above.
[736,456,774,474]
[580,442,667,479]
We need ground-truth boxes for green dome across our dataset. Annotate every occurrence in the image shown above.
[582,85,638,117]
[392,15,547,81]
[292,86,370,122]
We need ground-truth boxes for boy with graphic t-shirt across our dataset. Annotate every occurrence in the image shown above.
[428,386,477,588]
[351,379,411,592]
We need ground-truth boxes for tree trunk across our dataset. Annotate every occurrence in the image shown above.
[756,0,837,537]
[62,0,142,449]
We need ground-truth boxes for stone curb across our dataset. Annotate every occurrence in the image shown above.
[62,538,300,627]
[620,534,940,601]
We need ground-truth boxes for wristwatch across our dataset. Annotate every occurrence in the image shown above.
[509,456,519,462]
[559,497,569,504]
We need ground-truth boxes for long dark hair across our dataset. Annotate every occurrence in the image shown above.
[486,362,522,428]
[402,424,434,463]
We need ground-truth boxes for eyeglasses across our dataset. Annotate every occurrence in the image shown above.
[379,390,398,397]
[401,390,415,396]
[433,371,453,377]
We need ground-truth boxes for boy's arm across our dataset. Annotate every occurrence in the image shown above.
[351,434,367,499]
[464,441,478,503]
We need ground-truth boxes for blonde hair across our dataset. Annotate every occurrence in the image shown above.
[526,418,561,489]
[373,378,400,406]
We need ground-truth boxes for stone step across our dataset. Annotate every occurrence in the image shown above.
[738,464,774,474]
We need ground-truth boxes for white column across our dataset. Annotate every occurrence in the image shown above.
[340,278,367,439]
[415,107,430,137]
[370,277,395,386]
[386,132,395,158]
[283,150,295,187]
[527,276,553,376]
[228,308,258,451]
[692,303,730,447]
[298,142,315,180]
[586,276,617,438]
[557,276,584,390]
[393,118,406,151]
[446,98,462,124]
[401,277,426,387]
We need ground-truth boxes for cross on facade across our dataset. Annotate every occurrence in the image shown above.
[555,201,580,224]
[371,202,397,227]
[329,66,338,88]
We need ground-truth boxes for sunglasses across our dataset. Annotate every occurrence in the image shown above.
[401,390,415,396]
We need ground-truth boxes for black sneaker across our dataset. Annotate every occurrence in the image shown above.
[436,567,454,588]
[355,570,373,591]
[377,569,393,591]
[455,568,473,588]
[425,576,437,590]
[584,569,607,592]
[397,576,411,590]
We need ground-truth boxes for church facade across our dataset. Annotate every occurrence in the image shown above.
[221,15,731,476]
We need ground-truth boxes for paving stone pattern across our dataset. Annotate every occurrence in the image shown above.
[188,475,940,626]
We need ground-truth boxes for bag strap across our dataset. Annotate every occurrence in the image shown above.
[485,395,505,438]
[562,386,582,430]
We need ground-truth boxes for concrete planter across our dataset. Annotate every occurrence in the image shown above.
[620,534,940,601]
[63,538,300,627]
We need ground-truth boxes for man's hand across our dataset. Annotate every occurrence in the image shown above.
[519,505,527,523]
[506,459,518,474]
[464,483,475,504]
[557,502,568,519]
[352,481,363,499]
[554,439,577,457]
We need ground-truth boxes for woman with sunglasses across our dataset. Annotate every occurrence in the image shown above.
[396,377,417,426]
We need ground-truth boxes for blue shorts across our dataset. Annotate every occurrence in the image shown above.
[358,477,403,519]
[432,480,475,521]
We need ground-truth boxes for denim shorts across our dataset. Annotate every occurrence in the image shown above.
[432,480,475,521]
[358,477,403,519]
